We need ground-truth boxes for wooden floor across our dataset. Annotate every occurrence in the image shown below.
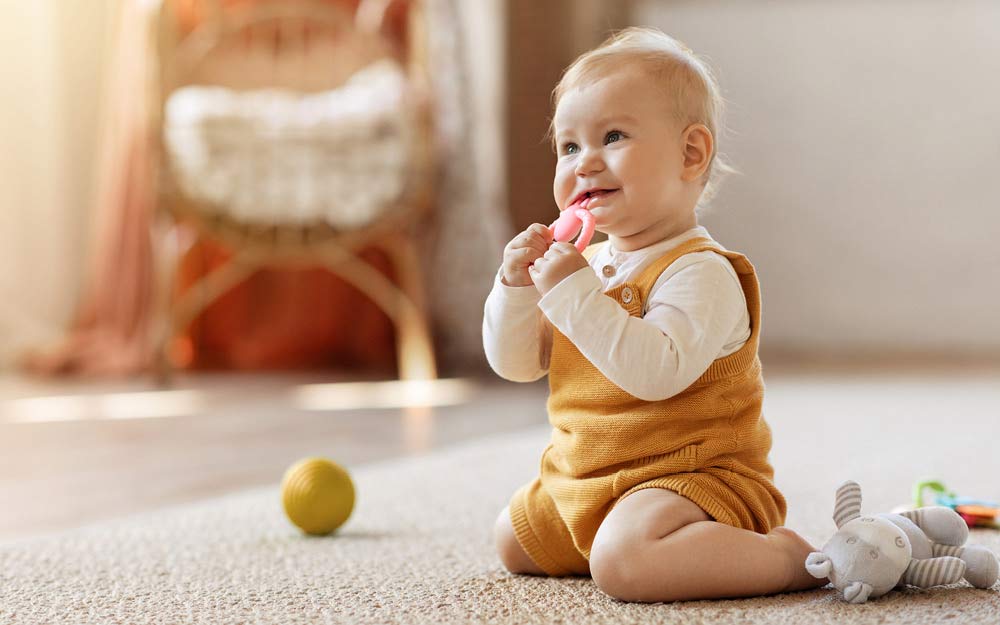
[0,371,550,542]
[2,361,998,542]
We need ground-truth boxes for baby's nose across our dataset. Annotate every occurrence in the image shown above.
[574,150,605,176]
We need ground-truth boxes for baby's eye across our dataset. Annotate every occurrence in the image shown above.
[561,142,579,155]
[605,130,624,144]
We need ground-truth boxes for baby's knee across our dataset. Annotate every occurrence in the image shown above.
[590,532,651,601]
[494,507,540,575]
[590,529,695,602]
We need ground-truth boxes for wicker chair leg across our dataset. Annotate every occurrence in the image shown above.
[150,219,182,387]
[170,252,261,341]
[152,250,261,386]
[378,233,437,380]
[316,244,436,381]
[392,297,437,381]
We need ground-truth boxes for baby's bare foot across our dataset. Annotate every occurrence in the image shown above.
[769,527,829,592]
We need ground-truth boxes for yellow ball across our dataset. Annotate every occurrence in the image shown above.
[281,457,355,535]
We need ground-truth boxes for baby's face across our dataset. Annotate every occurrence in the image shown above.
[552,66,694,250]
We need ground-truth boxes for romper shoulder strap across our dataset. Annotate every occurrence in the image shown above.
[632,236,724,296]
[630,236,764,382]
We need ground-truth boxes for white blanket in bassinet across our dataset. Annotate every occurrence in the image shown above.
[164,59,415,230]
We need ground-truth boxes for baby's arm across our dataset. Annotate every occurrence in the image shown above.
[483,270,551,382]
[539,253,746,400]
[483,224,556,381]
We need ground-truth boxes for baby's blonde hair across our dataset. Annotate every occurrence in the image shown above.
[549,27,737,212]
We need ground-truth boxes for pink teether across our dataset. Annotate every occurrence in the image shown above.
[548,197,596,252]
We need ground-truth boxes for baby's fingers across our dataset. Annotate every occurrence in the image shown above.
[543,242,578,259]
[511,229,549,255]
[512,246,544,266]
[505,233,538,254]
[526,223,554,247]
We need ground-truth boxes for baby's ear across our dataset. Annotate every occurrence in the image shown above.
[680,123,713,182]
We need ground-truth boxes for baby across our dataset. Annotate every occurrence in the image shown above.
[483,28,826,602]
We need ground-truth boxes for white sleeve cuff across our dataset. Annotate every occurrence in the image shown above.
[493,267,543,307]
[482,266,548,382]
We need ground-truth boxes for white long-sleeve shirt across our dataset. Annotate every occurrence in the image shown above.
[482,226,751,401]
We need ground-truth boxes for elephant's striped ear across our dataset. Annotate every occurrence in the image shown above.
[834,481,863,528]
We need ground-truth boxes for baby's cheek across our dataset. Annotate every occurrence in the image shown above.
[553,166,574,200]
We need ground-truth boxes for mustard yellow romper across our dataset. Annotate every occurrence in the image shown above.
[508,237,786,576]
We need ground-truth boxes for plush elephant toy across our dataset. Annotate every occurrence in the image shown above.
[805,481,999,603]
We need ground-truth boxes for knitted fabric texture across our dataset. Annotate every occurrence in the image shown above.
[509,237,786,576]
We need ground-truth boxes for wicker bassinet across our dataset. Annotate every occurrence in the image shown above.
[152,0,437,381]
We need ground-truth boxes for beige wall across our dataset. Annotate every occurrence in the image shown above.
[630,0,1000,358]
[0,1,115,366]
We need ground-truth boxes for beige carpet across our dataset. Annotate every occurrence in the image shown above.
[2,372,1000,624]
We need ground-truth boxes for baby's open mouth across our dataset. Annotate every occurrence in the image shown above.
[572,188,619,207]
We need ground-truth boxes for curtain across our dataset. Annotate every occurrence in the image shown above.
[0,2,113,369]
[19,0,162,375]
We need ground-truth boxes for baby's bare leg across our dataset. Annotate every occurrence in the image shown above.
[494,506,546,575]
[590,489,826,602]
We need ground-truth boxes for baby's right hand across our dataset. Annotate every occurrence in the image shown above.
[502,223,553,287]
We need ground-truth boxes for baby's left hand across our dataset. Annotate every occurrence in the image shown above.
[529,242,590,296]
